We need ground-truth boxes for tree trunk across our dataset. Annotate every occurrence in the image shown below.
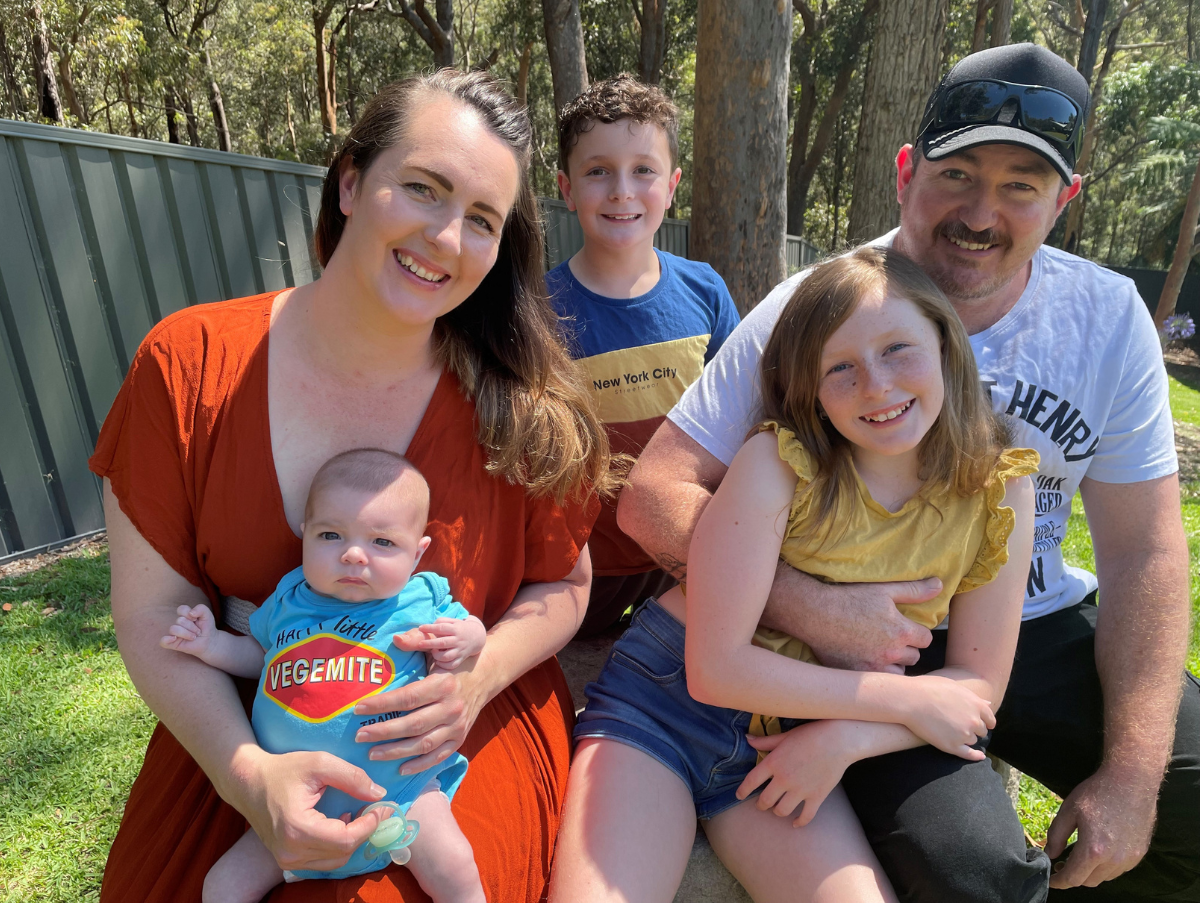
[56,48,86,122]
[345,10,357,124]
[1153,154,1200,327]
[181,89,202,145]
[516,40,533,107]
[1060,17,1122,252]
[27,0,63,124]
[392,0,454,68]
[634,0,667,85]
[971,0,993,52]
[542,0,587,111]
[832,110,847,248]
[848,0,948,242]
[1076,0,1108,82]
[691,0,791,314]
[788,0,879,235]
[989,0,1013,46]
[786,18,819,235]
[203,51,231,151]
[0,19,25,117]
[165,85,181,143]
[286,93,299,155]
[119,67,138,136]
[313,3,337,136]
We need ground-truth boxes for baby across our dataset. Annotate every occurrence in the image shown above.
[161,447,487,903]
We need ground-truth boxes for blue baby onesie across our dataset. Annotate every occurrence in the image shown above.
[248,567,470,880]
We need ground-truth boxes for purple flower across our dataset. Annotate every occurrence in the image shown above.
[1161,314,1196,342]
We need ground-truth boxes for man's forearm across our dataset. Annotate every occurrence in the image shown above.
[618,420,732,583]
[1093,544,1190,782]
[621,478,709,582]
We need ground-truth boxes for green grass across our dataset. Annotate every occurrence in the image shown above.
[0,547,156,902]
[3,375,1200,895]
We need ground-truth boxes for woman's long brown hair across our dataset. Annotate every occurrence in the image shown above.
[314,70,618,503]
[760,246,1011,546]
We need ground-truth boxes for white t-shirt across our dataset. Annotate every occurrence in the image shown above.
[668,230,1178,620]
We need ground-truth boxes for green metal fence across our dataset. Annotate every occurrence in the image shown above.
[0,121,824,557]
[0,119,326,556]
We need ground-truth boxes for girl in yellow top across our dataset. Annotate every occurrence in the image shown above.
[554,246,1036,903]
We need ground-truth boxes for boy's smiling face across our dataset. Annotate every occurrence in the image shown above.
[557,119,682,252]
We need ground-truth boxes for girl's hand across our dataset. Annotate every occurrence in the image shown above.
[736,721,856,826]
[351,658,489,774]
[900,674,995,760]
[160,604,217,657]
[233,747,390,873]
[393,616,487,670]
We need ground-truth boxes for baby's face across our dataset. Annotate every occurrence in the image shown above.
[301,485,431,603]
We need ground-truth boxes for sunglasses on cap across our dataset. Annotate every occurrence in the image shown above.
[918,80,1083,162]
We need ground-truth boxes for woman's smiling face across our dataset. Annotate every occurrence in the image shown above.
[817,287,945,463]
[335,93,522,330]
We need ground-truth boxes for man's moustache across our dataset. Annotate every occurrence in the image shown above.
[937,222,1011,248]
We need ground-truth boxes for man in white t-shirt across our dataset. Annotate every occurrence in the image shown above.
[619,43,1199,902]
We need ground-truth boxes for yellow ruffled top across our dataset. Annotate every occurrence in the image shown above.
[748,422,1039,745]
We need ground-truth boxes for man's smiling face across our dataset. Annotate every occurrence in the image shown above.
[894,142,1079,305]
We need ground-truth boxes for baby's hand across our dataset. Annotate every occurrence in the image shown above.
[901,674,995,761]
[160,604,218,658]
[394,616,486,670]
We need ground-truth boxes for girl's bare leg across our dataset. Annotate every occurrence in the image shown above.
[202,829,284,903]
[403,788,486,903]
[549,738,698,903]
[703,785,898,903]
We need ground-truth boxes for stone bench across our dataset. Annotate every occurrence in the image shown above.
[558,632,753,903]
[557,632,1023,902]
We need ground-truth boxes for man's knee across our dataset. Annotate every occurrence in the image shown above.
[844,747,1049,903]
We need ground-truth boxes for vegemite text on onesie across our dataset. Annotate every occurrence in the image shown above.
[263,634,397,722]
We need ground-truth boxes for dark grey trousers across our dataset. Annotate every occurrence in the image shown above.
[842,596,1200,903]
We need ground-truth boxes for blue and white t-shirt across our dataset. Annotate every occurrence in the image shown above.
[547,249,739,574]
[667,231,1177,620]
[248,567,470,879]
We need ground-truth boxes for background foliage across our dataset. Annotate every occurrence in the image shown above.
[1,0,1195,263]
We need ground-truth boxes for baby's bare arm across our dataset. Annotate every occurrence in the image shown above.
[394,616,487,671]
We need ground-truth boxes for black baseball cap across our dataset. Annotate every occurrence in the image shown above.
[916,43,1090,183]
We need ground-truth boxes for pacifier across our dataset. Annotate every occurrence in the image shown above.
[362,801,420,866]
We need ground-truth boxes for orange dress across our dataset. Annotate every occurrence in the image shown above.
[89,292,598,903]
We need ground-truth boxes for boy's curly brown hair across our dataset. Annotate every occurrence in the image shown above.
[557,74,680,173]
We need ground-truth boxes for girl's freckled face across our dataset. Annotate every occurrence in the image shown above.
[817,288,945,460]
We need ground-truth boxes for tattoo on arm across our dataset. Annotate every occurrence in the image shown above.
[655,553,687,582]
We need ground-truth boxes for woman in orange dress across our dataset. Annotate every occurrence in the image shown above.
[89,71,613,903]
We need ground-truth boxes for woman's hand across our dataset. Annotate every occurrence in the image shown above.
[350,659,490,774]
[899,674,995,760]
[232,746,391,873]
[736,721,857,826]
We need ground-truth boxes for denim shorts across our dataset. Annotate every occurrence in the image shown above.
[574,597,799,820]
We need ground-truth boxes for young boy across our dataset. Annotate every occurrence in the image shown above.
[549,74,739,637]
[161,448,486,903]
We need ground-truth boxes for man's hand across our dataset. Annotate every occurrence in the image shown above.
[762,568,942,673]
[1045,763,1160,889]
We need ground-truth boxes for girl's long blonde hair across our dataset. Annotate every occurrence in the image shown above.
[760,246,1011,544]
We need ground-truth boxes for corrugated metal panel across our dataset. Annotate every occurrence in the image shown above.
[0,119,326,553]
[786,234,822,274]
